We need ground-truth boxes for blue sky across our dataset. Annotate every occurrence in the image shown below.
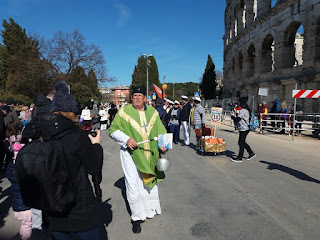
[0,0,226,87]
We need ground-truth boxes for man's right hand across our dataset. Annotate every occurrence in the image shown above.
[126,138,138,150]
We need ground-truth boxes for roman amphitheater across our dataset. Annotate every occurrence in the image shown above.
[223,0,320,112]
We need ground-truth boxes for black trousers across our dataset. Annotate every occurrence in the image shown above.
[92,172,102,200]
[238,130,253,159]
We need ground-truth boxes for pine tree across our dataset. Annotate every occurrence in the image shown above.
[0,44,5,90]
[87,69,99,94]
[200,54,217,100]
[131,55,161,96]
[1,18,51,101]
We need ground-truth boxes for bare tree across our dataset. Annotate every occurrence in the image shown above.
[45,29,107,81]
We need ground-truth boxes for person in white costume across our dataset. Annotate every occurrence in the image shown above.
[109,86,167,234]
[98,106,108,130]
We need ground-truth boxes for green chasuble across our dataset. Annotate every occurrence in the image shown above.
[109,104,167,188]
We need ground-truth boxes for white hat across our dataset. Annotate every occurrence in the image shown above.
[168,100,174,105]
[181,95,188,100]
[194,97,201,102]
[174,100,180,105]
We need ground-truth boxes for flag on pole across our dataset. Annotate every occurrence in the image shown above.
[152,84,167,99]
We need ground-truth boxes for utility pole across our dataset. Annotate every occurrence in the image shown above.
[173,83,175,100]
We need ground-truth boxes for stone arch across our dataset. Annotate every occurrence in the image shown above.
[283,21,304,68]
[238,51,244,70]
[294,25,304,66]
[247,43,256,76]
[261,34,275,73]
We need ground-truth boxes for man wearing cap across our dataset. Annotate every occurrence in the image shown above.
[180,96,192,146]
[0,105,11,167]
[4,98,20,127]
[109,86,168,234]
[193,97,206,148]
[168,100,181,144]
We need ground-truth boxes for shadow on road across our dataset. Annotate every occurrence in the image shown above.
[220,129,237,133]
[114,177,131,217]
[0,170,11,230]
[260,160,320,184]
[97,198,113,240]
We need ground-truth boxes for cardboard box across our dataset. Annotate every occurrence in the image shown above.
[200,139,225,153]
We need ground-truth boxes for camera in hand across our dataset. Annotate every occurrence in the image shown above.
[89,130,97,137]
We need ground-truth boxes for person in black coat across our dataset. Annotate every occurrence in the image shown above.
[155,99,167,128]
[22,91,55,142]
[180,96,192,146]
[108,104,118,125]
[167,100,181,144]
[34,82,104,240]
[0,105,10,170]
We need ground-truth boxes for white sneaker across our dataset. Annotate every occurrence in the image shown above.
[247,153,256,161]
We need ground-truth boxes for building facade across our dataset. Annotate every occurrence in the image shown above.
[223,0,320,112]
[99,85,130,105]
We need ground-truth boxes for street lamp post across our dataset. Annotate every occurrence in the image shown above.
[143,54,153,98]
[173,83,175,100]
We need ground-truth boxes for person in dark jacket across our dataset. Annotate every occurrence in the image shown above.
[21,91,56,143]
[180,96,191,146]
[4,98,21,128]
[108,104,118,125]
[155,99,167,128]
[167,100,181,144]
[35,81,104,240]
[0,105,10,170]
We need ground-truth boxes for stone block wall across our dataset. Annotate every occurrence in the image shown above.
[223,0,320,112]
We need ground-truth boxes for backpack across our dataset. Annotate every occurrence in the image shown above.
[249,112,258,131]
[188,106,195,127]
[15,131,76,213]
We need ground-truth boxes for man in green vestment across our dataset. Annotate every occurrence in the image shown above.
[109,86,167,234]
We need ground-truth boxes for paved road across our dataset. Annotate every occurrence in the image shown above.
[0,124,319,240]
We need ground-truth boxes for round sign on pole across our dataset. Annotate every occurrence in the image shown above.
[211,107,222,125]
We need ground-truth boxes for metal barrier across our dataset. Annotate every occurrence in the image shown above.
[214,111,320,141]
[258,113,320,139]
